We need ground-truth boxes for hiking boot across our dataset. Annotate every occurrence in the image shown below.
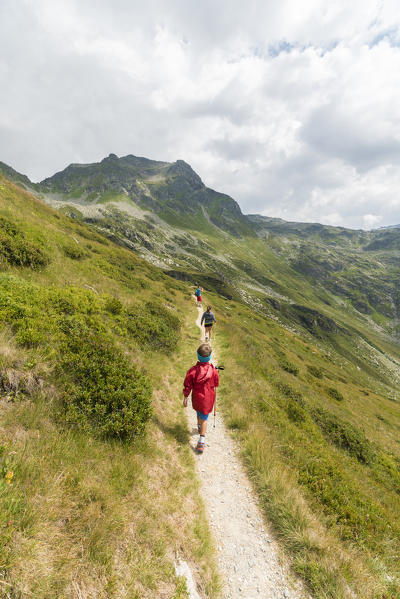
[196,440,205,454]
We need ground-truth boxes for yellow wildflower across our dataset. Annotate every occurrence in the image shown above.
[5,471,14,484]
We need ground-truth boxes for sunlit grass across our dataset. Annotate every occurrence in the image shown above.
[0,177,219,598]
[206,285,400,598]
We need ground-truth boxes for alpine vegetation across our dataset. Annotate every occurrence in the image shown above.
[1,155,400,598]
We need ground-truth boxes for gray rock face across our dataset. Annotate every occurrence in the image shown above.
[36,153,253,237]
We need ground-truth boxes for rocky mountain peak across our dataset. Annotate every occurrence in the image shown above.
[167,159,204,189]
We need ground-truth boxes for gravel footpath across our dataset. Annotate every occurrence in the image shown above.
[183,305,307,599]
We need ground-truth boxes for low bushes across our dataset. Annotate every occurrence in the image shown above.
[126,301,180,351]
[104,296,123,315]
[286,399,307,423]
[61,242,87,260]
[276,382,304,402]
[0,275,163,438]
[278,357,299,375]
[275,382,306,423]
[326,387,344,401]
[311,407,375,464]
[59,324,152,438]
[297,452,384,542]
[0,216,50,269]
[307,364,323,379]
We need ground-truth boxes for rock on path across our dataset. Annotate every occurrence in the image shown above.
[184,305,307,599]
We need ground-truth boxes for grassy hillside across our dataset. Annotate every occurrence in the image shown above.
[205,284,400,599]
[2,162,400,599]
[0,175,219,598]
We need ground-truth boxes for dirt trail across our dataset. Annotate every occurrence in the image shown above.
[185,305,307,599]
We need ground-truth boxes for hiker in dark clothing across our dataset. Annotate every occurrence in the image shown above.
[201,305,216,342]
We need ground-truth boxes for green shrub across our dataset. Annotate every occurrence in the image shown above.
[48,287,98,317]
[276,382,304,403]
[286,399,307,423]
[297,452,385,543]
[15,321,44,348]
[105,296,123,315]
[0,217,19,237]
[49,292,78,315]
[62,242,87,260]
[106,252,135,274]
[0,276,38,323]
[311,408,375,464]
[126,301,180,351]
[59,326,152,438]
[278,357,298,375]
[0,217,50,269]
[307,364,323,379]
[326,387,344,401]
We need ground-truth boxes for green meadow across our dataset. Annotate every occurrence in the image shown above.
[0,176,219,598]
[208,286,400,598]
[1,159,400,599]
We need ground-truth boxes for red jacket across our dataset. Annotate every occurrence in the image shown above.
[183,362,219,414]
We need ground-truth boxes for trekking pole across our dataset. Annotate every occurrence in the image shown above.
[213,366,224,429]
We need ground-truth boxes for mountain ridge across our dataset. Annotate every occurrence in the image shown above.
[0,153,400,236]
[2,153,400,340]
[0,154,252,237]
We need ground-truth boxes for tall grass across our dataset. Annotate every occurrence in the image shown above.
[0,177,219,598]
[207,286,400,599]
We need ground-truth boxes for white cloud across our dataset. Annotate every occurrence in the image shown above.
[363,214,383,228]
[1,0,400,228]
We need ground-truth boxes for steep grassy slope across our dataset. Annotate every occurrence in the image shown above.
[11,153,397,344]
[205,285,400,599]
[249,214,400,327]
[2,156,400,598]
[3,155,400,339]
[66,187,400,594]
[0,175,219,598]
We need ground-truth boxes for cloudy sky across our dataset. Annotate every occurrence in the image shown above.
[1,0,400,228]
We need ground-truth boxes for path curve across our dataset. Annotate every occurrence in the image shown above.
[186,303,307,599]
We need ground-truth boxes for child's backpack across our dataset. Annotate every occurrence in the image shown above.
[195,288,201,297]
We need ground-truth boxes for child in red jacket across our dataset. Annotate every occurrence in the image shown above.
[183,343,219,453]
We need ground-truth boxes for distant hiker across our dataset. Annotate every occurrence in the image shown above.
[183,343,219,454]
[194,285,203,305]
[201,305,216,342]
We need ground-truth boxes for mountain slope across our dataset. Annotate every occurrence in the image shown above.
[4,154,400,335]
[37,153,253,237]
[2,158,400,597]
[4,155,400,394]
[0,174,219,598]
[0,160,33,189]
